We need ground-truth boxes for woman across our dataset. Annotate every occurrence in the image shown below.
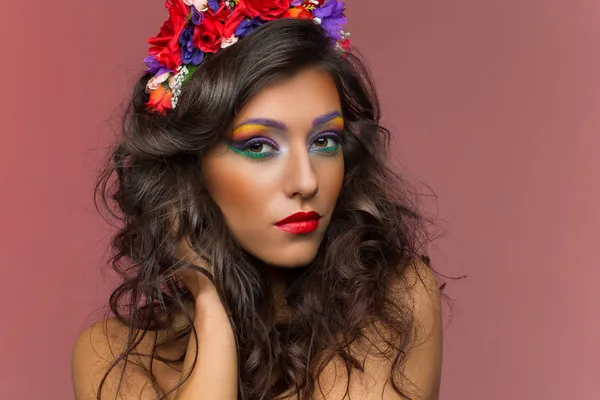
[71,1,445,399]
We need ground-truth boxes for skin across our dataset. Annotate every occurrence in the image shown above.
[201,67,345,268]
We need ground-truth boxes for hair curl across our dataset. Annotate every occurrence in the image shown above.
[95,18,447,400]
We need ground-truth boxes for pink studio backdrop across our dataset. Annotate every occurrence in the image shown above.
[1,1,598,399]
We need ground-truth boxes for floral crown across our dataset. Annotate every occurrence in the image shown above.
[144,0,350,113]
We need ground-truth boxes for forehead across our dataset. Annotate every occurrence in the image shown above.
[234,67,341,128]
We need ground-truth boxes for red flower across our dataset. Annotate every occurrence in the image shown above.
[340,38,350,52]
[239,0,291,21]
[193,17,224,53]
[222,2,248,37]
[223,1,253,38]
[146,85,174,114]
[282,6,312,19]
[205,1,231,21]
[147,0,191,71]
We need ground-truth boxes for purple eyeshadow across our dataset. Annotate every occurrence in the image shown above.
[228,136,279,150]
[312,130,343,142]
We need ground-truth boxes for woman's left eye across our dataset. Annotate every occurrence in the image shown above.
[313,137,331,147]
[310,133,341,152]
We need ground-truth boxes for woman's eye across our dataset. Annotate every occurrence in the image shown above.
[310,134,340,152]
[229,138,279,160]
[245,142,274,153]
[313,138,329,148]
[248,143,265,152]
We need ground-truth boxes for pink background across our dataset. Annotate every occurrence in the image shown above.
[1,1,598,398]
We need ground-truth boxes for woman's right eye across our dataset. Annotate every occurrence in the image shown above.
[230,138,279,160]
[246,142,269,153]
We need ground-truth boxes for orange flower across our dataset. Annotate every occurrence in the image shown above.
[146,85,174,114]
[282,6,312,19]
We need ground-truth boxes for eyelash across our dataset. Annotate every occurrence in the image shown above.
[228,131,343,161]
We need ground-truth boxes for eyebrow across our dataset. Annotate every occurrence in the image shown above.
[312,111,343,127]
[233,111,344,133]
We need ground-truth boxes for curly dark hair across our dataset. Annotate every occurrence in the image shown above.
[95,18,447,400]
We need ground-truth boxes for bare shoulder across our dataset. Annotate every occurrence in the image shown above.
[398,257,443,321]
[71,317,185,400]
[393,257,444,399]
[313,258,443,400]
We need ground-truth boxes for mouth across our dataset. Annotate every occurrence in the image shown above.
[275,211,322,235]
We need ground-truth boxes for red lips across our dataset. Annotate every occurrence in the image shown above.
[275,211,321,234]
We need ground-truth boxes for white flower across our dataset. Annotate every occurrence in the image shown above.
[221,35,239,48]
[145,71,170,92]
[183,0,208,12]
[168,75,178,90]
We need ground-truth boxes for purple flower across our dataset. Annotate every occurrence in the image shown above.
[207,0,220,12]
[178,27,205,66]
[191,6,205,25]
[290,0,302,5]
[313,0,347,40]
[144,57,171,76]
[235,17,264,38]
[143,55,162,74]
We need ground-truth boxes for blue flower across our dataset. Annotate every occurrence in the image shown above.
[235,17,264,38]
[178,27,205,66]
[312,0,347,40]
[207,0,220,13]
[191,6,205,25]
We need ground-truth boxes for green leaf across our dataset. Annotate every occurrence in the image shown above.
[183,65,199,83]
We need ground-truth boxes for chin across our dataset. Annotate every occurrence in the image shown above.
[271,255,317,269]
[252,242,321,269]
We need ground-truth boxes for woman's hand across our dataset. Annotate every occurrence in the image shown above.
[175,239,221,302]
[177,262,217,301]
[173,255,238,400]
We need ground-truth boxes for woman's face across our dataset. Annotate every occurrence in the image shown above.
[202,67,345,267]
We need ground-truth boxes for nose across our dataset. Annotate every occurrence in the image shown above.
[282,146,319,199]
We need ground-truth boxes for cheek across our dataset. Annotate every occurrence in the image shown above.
[206,166,252,213]
[203,153,274,225]
[214,173,253,203]
[314,155,345,202]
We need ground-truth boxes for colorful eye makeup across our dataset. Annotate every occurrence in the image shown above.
[309,112,344,154]
[316,115,344,143]
[310,131,342,154]
[312,111,344,128]
[228,112,344,160]
[228,137,279,159]
[231,119,287,141]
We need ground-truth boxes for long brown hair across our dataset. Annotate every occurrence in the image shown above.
[95,18,447,400]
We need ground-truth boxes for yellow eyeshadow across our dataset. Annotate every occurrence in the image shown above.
[329,116,344,126]
[327,117,345,131]
[231,124,269,139]
[325,116,345,132]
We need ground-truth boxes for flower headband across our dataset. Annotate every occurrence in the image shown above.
[144,0,350,113]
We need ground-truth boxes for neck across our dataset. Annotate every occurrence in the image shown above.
[259,264,304,323]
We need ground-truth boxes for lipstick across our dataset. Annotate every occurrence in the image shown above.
[275,211,321,235]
